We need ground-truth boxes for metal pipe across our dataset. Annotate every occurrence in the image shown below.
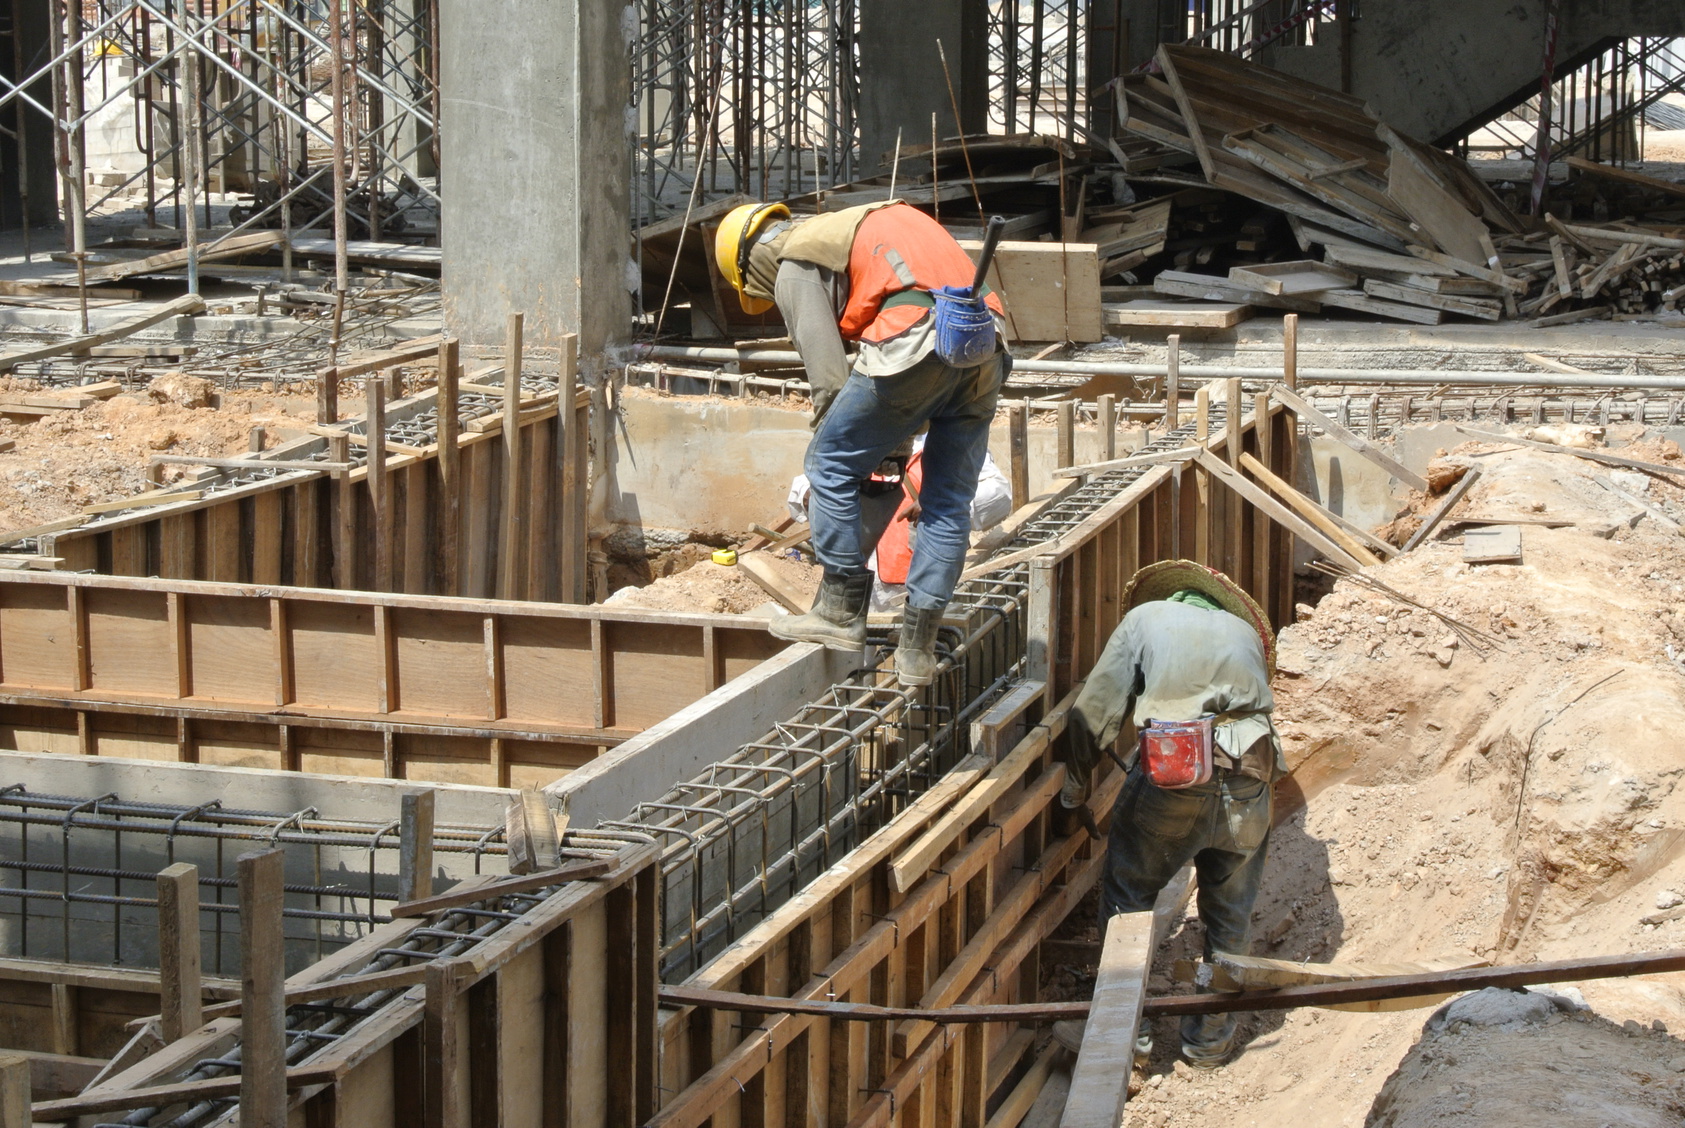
[630,345,1685,391]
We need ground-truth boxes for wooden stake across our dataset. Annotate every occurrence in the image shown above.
[0,1055,27,1128]
[157,862,203,1044]
[1055,400,1075,469]
[367,378,391,592]
[400,788,436,904]
[238,848,288,1128]
[558,334,585,603]
[1282,314,1298,390]
[1009,401,1030,509]
[499,313,525,600]
[328,433,354,589]
[1097,393,1116,461]
[316,365,338,424]
[1165,334,1180,430]
[438,338,461,595]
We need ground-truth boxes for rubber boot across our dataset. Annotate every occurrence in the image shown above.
[769,571,871,651]
[894,604,945,687]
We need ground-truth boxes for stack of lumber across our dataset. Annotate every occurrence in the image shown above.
[0,379,123,417]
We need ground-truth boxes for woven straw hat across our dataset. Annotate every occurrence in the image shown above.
[1122,559,1275,674]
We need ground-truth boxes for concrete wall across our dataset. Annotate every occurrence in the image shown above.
[439,0,633,358]
[603,390,1150,542]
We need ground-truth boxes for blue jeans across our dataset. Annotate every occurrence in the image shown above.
[804,350,1009,611]
[1101,765,1272,1057]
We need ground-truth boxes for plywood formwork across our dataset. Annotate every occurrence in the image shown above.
[4,337,592,604]
[6,381,1319,1125]
[0,571,785,788]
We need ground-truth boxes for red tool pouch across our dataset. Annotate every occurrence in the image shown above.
[1138,717,1215,790]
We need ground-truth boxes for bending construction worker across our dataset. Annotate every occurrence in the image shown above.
[1055,560,1282,1069]
[714,199,1010,685]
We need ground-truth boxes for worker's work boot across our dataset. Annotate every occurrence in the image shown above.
[893,604,945,687]
[1179,1012,1236,1069]
[769,571,871,651]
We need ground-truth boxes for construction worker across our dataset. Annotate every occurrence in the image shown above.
[1054,560,1282,1069]
[714,199,1010,686]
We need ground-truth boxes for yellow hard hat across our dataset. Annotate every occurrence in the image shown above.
[714,202,790,315]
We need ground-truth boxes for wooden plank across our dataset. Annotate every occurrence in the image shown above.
[367,379,392,592]
[0,293,206,373]
[1454,425,1685,481]
[1193,450,1367,571]
[1463,524,1522,563]
[1384,145,1490,265]
[958,240,1104,343]
[1401,467,1483,552]
[79,231,283,282]
[1153,271,1321,313]
[1051,446,1199,480]
[1009,402,1029,508]
[1060,911,1153,1128]
[157,862,203,1044]
[1318,287,1444,324]
[1566,155,1685,199]
[81,488,206,516]
[331,334,446,382]
[400,788,436,903]
[1102,300,1250,329]
[239,848,288,1128]
[500,314,525,600]
[390,858,611,918]
[1236,451,1381,566]
[1361,279,1502,320]
[425,960,466,1128]
[438,339,462,596]
[558,335,586,604]
[506,787,560,875]
[1271,384,1429,491]
[735,552,810,614]
[1227,260,1355,295]
[328,434,355,589]
[31,1064,340,1120]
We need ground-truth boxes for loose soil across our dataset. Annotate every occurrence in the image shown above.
[1043,435,1685,1126]
[0,376,318,535]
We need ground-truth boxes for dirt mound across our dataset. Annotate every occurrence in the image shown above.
[1112,440,1685,1126]
[0,389,317,535]
[604,552,819,615]
[1366,989,1685,1126]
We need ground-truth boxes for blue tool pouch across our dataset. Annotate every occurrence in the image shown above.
[929,285,997,369]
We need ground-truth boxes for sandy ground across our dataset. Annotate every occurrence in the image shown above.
[1042,436,1685,1126]
[606,550,820,615]
[0,375,318,535]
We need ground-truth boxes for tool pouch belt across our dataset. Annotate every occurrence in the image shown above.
[882,287,999,368]
[1138,717,1215,790]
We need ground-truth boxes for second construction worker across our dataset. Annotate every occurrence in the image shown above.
[713,199,1010,686]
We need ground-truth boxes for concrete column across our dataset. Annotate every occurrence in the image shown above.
[439,0,632,358]
[857,0,988,174]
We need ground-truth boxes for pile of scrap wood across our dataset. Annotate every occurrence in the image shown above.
[1111,43,1685,326]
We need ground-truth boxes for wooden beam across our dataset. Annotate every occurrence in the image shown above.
[1236,451,1381,565]
[660,986,1092,1024]
[1193,450,1368,571]
[399,789,436,904]
[0,1055,26,1128]
[1052,446,1199,479]
[1165,334,1181,429]
[500,313,525,600]
[239,849,288,1128]
[157,862,203,1044]
[389,858,612,918]
[1060,911,1153,1128]
[331,333,446,382]
[558,334,585,603]
[367,378,392,591]
[33,1064,339,1120]
[1097,394,1116,461]
[0,293,206,373]
[1401,466,1482,552]
[1009,401,1030,509]
[1271,383,1428,492]
[438,338,462,595]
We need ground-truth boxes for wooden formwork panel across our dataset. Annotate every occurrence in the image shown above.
[26,372,589,604]
[0,571,786,789]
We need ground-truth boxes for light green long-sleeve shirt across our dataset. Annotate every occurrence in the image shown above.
[1066,600,1283,794]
